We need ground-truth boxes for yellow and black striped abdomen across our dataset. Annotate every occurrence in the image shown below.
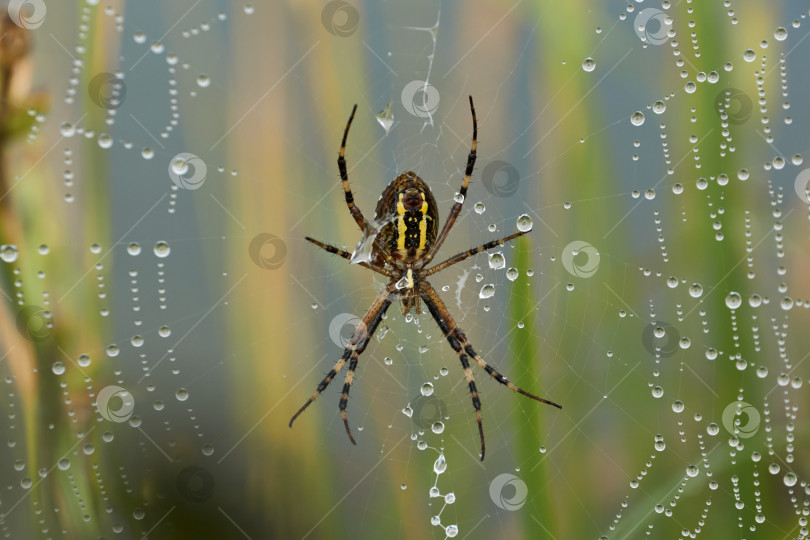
[374,171,438,263]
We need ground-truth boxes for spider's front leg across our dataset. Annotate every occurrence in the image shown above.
[419,281,561,461]
[289,282,397,444]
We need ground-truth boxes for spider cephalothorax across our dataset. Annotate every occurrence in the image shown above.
[289,97,561,460]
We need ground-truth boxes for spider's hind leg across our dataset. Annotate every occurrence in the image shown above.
[289,282,396,446]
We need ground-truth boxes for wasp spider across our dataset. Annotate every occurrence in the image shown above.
[289,97,560,460]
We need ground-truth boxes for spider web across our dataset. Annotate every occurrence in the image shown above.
[2,0,810,539]
[291,1,810,539]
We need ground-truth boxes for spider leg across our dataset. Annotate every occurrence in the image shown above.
[419,282,486,460]
[335,106,399,269]
[305,236,392,278]
[420,281,561,460]
[425,230,529,277]
[419,95,477,268]
[289,282,396,446]
[339,104,367,231]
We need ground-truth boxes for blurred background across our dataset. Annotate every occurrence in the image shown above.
[0,0,809,538]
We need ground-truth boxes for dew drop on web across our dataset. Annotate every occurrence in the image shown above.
[516,214,533,232]
[479,284,495,299]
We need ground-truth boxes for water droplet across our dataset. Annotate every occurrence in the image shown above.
[0,245,19,263]
[127,242,141,256]
[506,268,518,281]
[686,465,699,477]
[159,325,171,337]
[60,122,75,137]
[474,202,485,214]
[196,74,211,88]
[672,400,684,413]
[421,382,434,396]
[652,386,664,398]
[725,291,742,309]
[51,362,65,375]
[433,453,447,474]
[78,354,91,367]
[375,100,394,134]
[652,101,666,114]
[688,283,703,298]
[57,458,70,471]
[479,284,495,299]
[106,344,120,357]
[684,81,697,93]
[202,444,214,456]
[707,423,719,436]
[402,405,413,418]
[488,253,505,269]
[98,134,113,149]
[630,111,645,126]
[516,214,533,232]
[769,463,780,474]
[582,57,596,72]
[743,49,756,62]
[175,388,189,401]
[774,27,788,41]
[431,421,445,434]
[154,241,171,258]
[705,348,718,360]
